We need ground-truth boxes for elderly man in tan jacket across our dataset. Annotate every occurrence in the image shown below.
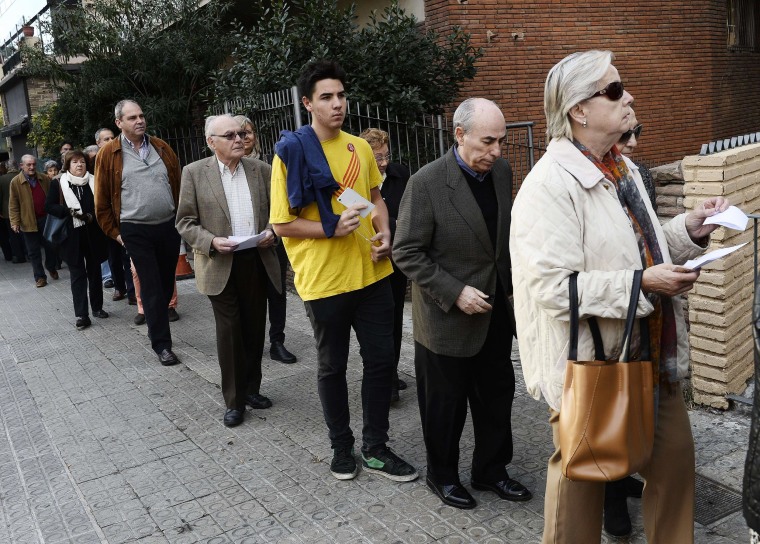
[176,114,282,427]
[9,155,57,287]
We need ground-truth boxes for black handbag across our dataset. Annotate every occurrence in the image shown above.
[43,182,73,246]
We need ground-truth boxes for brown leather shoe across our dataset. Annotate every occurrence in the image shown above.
[112,290,126,301]
[36,278,47,288]
[47,269,59,280]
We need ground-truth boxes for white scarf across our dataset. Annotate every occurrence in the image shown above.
[60,171,95,228]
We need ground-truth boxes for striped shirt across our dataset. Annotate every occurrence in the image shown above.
[217,159,255,236]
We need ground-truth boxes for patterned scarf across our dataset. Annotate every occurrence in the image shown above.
[574,140,678,389]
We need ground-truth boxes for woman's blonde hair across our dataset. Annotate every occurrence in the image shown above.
[544,50,613,141]
[358,128,389,150]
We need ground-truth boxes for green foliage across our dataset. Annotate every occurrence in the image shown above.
[214,0,482,119]
[27,103,65,156]
[22,0,233,144]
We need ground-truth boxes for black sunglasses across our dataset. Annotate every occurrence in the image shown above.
[620,123,643,143]
[586,81,625,101]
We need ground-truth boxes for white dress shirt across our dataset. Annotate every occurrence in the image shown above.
[217,158,255,236]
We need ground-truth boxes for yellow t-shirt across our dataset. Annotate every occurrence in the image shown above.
[269,130,393,301]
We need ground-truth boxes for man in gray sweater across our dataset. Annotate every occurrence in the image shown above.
[95,99,182,366]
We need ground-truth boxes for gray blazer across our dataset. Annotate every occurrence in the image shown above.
[176,156,281,296]
[392,148,514,358]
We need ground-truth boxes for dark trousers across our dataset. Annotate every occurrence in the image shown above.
[120,220,180,354]
[68,233,104,318]
[23,216,57,280]
[265,243,288,344]
[3,219,26,261]
[415,298,516,483]
[108,239,134,296]
[388,263,408,379]
[0,218,12,260]
[304,278,395,452]
[208,250,267,410]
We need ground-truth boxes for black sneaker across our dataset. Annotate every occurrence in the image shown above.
[361,446,418,482]
[330,446,358,480]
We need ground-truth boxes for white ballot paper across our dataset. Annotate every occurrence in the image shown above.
[228,232,268,251]
[337,187,375,218]
[704,205,749,231]
[683,242,748,271]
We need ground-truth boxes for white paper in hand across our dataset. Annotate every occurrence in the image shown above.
[704,205,748,231]
[682,242,748,270]
[228,232,268,251]
[337,187,375,218]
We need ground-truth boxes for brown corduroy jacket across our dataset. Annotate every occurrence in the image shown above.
[94,135,181,240]
[9,172,51,232]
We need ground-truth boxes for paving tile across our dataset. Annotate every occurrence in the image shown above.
[0,262,750,543]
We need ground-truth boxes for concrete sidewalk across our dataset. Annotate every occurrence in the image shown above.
[0,257,750,543]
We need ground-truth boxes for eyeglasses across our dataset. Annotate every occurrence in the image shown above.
[586,81,625,101]
[211,131,247,141]
[374,154,391,163]
[620,123,643,143]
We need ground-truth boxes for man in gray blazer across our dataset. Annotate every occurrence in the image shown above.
[176,114,282,427]
[393,98,530,509]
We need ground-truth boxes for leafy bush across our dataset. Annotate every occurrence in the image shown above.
[214,0,482,119]
[22,0,233,144]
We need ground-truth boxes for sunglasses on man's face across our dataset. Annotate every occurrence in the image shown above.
[586,81,625,101]
[620,123,643,143]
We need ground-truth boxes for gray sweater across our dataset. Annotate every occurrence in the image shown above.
[119,143,175,224]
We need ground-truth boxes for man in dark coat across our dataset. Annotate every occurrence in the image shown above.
[393,98,531,509]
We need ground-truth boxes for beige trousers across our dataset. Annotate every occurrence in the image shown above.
[542,383,695,544]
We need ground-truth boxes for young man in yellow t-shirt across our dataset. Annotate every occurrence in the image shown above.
[270,60,418,483]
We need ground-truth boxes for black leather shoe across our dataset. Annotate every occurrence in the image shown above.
[168,308,179,322]
[223,408,244,427]
[246,393,272,409]
[12,257,26,264]
[604,494,632,537]
[426,476,476,509]
[103,279,114,288]
[471,477,532,502]
[134,313,146,325]
[158,349,180,366]
[397,378,407,390]
[75,316,91,330]
[270,341,297,364]
[92,309,109,319]
[128,295,137,305]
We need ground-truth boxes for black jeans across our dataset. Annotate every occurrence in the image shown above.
[68,232,104,318]
[120,220,180,354]
[23,216,57,280]
[265,243,288,344]
[388,262,408,379]
[304,278,395,452]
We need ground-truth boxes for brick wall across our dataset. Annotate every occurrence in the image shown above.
[424,0,760,167]
[681,145,759,408]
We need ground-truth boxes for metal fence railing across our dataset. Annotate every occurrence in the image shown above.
[201,87,546,182]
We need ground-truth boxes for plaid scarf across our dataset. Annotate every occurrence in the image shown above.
[574,141,679,389]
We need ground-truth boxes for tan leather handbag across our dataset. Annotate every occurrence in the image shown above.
[559,270,655,482]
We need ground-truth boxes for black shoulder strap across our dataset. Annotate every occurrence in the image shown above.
[569,272,606,361]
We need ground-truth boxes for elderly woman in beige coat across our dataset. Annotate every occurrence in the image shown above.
[510,50,728,544]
